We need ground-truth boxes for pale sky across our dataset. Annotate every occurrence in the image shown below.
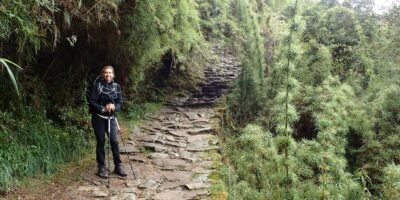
[373,0,399,13]
[338,0,400,13]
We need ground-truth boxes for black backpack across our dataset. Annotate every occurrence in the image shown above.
[85,76,101,113]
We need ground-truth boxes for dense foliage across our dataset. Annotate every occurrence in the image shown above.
[214,0,400,199]
[0,0,207,192]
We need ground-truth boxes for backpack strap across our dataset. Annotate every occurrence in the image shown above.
[113,82,118,93]
[97,82,103,94]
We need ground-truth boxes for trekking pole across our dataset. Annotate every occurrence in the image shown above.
[107,113,111,188]
[115,117,137,180]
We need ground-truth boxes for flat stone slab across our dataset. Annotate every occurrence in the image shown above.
[130,126,142,135]
[141,143,170,152]
[167,124,194,129]
[167,130,189,137]
[175,107,186,112]
[140,126,159,133]
[179,150,199,162]
[160,171,192,182]
[192,173,209,182]
[159,181,187,190]
[189,161,214,170]
[129,154,149,163]
[161,121,177,126]
[152,190,208,200]
[164,109,181,115]
[120,145,140,154]
[151,158,187,170]
[187,127,214,135]
[187,137,219,152]
[111,193,137,200]
[78,186,101,192]
[149,153,170,159]
[149,116,163,121]
[187,146,220,152]
[135,134,159,142]
[185,112,201,120]
[185,182,210,190]
[137,179,159,189]
[152,190,183,200]
[157,140,187,148]
[187,134,215,143]
[192,119,210,124]
[92,190,109,197]
[162,135,176,142]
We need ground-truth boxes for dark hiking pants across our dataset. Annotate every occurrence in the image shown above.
[91,114,122,168]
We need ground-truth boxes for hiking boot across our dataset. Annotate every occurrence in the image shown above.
[114,166,127,177]
[96,166,108,179]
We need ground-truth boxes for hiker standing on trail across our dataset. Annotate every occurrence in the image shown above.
[89,65,127,178]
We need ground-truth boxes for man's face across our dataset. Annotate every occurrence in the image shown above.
[102,68,114,83]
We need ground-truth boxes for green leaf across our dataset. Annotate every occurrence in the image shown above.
[63,10,71,28]
[1,58,22,70]
[0,58,23,96]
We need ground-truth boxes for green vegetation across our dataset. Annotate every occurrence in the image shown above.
[214,0,400,199]
[121,0,207,100]
[0,106,92,192]
[207,150,227,199]
[121,102,162,132]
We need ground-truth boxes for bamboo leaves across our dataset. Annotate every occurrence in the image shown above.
[227,0,267,123]
[0,58,22,96]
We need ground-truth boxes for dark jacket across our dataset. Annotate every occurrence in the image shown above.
[89,79,123,115]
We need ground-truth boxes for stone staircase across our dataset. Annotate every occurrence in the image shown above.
[169,44,241,107]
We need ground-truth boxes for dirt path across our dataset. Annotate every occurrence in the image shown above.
[8,44,240,200]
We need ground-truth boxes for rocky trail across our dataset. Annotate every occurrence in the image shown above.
[20,45,240,200]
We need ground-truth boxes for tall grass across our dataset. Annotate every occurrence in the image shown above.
[123,102,162,122]
[0,107,93,192]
